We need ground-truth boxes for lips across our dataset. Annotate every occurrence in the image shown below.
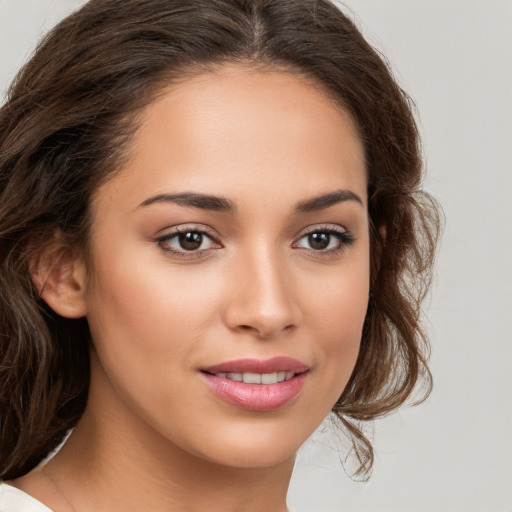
[201,357,309,412]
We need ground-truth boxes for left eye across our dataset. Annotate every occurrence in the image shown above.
[158,230,217,253]
[295,230,350,251]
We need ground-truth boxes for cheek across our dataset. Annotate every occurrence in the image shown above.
[84,242,246,431]
[83,251,224,437]
[304,255,370,401]
[87,244,219,343]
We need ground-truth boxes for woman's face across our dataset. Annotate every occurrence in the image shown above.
[83,65,369,468]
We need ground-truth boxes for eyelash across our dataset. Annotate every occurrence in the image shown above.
[156,226,221,259]
[292,225,355,255]
[155,224,355,259]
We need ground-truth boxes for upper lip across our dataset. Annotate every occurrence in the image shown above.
[202,357,309,374]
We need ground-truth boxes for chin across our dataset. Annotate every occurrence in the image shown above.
[201,441,298,470]
[182,416,313,470]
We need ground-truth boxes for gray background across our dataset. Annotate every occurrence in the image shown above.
[1,1,511,510]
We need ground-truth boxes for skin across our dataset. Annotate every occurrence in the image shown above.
[13,65,370,512]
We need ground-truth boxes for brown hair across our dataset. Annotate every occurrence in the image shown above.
[0,0,440,481]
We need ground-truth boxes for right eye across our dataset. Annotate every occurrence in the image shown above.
[156,227,221,257]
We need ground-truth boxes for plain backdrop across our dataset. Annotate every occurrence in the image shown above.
[1,1,511,511]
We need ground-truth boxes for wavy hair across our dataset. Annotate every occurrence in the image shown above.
[0,0,440,480]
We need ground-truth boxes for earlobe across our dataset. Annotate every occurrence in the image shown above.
[30,243,88,319]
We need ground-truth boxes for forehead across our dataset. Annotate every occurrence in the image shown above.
[93,65,367,214]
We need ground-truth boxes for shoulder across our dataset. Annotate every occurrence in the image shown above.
[0,483,53,512]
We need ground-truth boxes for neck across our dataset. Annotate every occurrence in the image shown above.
[51,423,293,512]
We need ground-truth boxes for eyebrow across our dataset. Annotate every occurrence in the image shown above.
[138,188,363,214]
[138,192,235,212]
[295,189,364,213]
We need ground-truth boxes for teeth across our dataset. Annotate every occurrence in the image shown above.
[261,372,278,384]
[215,371,295,384]
[243,372,261,384]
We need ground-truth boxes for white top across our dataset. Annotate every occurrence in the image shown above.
[0,483,52,512]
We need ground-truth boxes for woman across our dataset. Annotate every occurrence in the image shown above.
[0,0,440,510]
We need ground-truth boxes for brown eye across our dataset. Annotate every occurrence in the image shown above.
[307,232,330,250]
[178,232,203,251]
[294,228,354,254]
[157,228,219,256]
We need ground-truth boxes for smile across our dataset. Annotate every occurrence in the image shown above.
[201,357,309,411]
[208,371,295,384]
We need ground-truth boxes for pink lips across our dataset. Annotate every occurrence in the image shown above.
[201,357,309,412]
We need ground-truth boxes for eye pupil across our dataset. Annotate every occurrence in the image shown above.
[308,232,330,250]
[179,232,203,251]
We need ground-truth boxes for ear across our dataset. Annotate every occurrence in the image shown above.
[30,240,88,319]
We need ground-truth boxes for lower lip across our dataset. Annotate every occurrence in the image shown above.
[201,372,308,412]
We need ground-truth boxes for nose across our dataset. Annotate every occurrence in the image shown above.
[222,246,302,339]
